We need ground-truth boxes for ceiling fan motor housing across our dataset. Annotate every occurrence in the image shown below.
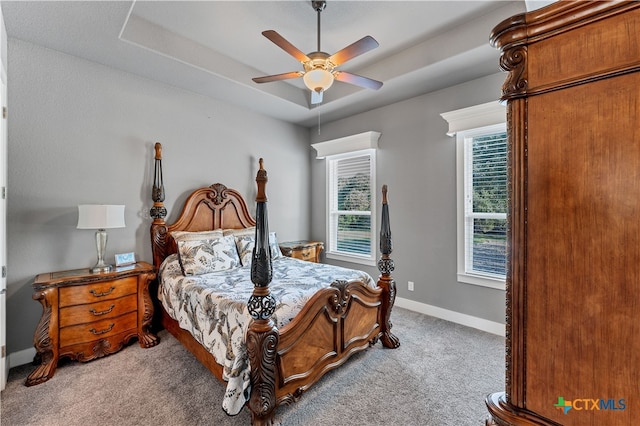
[304,52,334,72]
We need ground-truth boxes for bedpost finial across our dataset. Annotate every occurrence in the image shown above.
[382,184,388,205]
[151,142,166,221]
[256,158,268,202]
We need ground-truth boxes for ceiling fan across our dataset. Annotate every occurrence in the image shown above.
[252,0,383,105]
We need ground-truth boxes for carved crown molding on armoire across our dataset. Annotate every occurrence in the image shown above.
[487,2,640,425]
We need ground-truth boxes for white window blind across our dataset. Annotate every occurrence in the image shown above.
[327,150,375,264]
[464,131,507,279]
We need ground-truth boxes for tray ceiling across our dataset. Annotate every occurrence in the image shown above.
[2,1,528,128]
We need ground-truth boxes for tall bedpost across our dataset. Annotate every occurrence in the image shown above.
[246,159,278,426]
[378,185,400,348]
[150,142,169,270]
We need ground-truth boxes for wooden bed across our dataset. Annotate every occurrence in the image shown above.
[149,143,399,425]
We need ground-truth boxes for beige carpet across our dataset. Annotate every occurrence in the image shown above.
[1,308,505,425]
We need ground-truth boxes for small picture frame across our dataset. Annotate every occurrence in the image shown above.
[115,252,136,267]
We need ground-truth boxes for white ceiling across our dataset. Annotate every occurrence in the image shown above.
[2,1,528,128]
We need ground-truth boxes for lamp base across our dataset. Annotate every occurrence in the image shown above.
[91,264,113,274]
[91,228,112,273]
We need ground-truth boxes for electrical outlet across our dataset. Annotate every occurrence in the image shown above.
[408,281,414,291]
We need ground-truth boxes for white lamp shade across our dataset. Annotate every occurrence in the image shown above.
[77,205,126,229]
[303,69,334,92]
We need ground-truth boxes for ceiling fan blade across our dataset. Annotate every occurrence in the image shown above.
[334,71,383,90]
[252,71,303,84]
[262,30,311,63]
[328,36,379,66]
[311,89,324,105]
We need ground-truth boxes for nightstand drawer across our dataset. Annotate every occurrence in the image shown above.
[60,311,137,347]
[59,294,137,327]
[59,277,137,307]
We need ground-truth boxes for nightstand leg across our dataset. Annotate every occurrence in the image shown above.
[138,328,159,348]
[26,289,59,386]
[26,352,57,386]
[137,272,159,348]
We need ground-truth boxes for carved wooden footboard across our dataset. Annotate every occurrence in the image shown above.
[149,143,399,425]
[275,279,384,405]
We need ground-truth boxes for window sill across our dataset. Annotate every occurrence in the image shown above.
[458,272,505,290]
[326,252,377,267]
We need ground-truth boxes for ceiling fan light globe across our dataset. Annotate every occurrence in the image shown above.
[303,69,334,92]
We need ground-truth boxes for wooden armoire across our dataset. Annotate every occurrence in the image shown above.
[486,2,640,425]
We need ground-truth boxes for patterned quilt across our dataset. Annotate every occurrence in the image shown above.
[158,254,375,415]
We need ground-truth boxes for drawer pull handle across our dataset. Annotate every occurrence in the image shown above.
[302,252,310,258]
[89,286,115,297]
[89,323,115,335]
[89,304,115,316]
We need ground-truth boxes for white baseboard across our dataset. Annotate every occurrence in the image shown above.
[9,347,36,369]
[395,297,505,336]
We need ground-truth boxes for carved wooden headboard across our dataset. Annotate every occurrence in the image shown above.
[149,143,256,269]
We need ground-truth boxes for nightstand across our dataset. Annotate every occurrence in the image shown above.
[279,240,324,263]
[26,262,158,386]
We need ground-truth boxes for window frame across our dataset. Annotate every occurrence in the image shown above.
[456,123,507,290]
[325,149,377,266]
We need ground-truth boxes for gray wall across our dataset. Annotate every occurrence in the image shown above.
[6,39,310,354]
[7,36,508,357]
[310,72,506,323]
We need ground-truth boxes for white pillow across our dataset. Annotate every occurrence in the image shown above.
[171,229,223,242]
[222,227,255,237]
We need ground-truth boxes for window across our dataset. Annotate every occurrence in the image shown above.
[326,150,376,265]
[461,125,507,285]
[312,131,380,267]
[441,102,506,290]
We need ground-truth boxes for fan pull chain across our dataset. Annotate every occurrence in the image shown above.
[317,109,321,135]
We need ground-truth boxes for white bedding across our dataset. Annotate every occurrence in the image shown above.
[158,254,375,415]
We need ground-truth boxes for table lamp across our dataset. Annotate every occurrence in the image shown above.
[77,204,125,273]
